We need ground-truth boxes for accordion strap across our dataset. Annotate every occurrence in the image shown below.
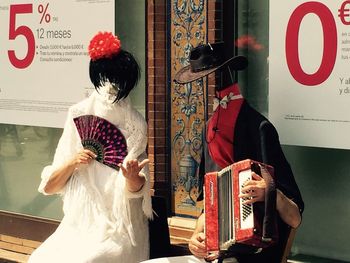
[259,120,277,242]
[259,165,277,242]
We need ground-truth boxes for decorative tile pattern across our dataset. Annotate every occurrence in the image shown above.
[170,0,207,217]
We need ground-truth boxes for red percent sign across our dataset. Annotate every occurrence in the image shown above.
[285,1,337,86]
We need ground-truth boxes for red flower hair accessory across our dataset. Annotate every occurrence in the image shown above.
[88,32,122,61]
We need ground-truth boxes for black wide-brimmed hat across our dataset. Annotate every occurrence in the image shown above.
[174,42,248,84]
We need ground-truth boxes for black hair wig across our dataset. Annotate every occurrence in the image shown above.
[89,50,140,102]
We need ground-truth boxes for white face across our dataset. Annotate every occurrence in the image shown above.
[97,82,120,103]
[104,82,119,95]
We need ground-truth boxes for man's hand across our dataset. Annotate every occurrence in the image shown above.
[119,159,149,192]
[188,213,219,261]
[188,232,218,261]
[189,232,207,258]
[239,172,266,205]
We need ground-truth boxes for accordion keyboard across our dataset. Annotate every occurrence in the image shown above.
[239,169,254,229]
[241,178,253,221]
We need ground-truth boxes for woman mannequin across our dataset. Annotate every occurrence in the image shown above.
[28,32,152,263]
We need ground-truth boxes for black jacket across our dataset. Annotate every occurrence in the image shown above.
[198,100,304,263]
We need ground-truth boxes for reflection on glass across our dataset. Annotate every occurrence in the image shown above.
[0,124,64,220]
[237,0,269,116]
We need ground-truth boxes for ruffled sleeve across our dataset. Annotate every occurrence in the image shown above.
[123,152,153,220]
[38,107,82,195]
[122,107,153,219]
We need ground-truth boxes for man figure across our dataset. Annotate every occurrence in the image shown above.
[174,42,304,263]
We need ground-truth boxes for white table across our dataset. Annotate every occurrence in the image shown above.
[141,255,238,263]
[140,255,207,263]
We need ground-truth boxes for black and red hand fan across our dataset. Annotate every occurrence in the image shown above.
[73,115,127,170]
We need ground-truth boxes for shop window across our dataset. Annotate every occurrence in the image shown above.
[0,0,146,220]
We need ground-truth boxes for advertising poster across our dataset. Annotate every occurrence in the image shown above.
[269,0,350,149]
[0,1,114,128]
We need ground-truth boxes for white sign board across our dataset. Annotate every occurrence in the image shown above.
[269,0,350,149]
[0,0,114,128]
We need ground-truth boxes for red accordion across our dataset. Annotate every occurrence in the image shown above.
[204,159,277,253]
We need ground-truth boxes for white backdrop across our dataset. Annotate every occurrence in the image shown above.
[0,0,114,128]
[269,0,350,149]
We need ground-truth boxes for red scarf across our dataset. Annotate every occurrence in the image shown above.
[206,83,243,168]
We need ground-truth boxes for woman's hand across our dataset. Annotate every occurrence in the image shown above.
[70,149,97,168]
[44,149,96,194]
[119,159,149,192]
[239,172,266,205]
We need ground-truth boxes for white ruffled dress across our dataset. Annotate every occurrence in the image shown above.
[28,86,152,263]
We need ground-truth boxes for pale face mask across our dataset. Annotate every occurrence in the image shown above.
[99,82,120,103]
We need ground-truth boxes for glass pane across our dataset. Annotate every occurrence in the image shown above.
[236,1,350,260]
[237,0,269,116]
[0,124,64,220]
[116,0,146,116]
[0,0,146,220]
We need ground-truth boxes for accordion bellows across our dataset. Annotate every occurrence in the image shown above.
[73,115,128,170]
